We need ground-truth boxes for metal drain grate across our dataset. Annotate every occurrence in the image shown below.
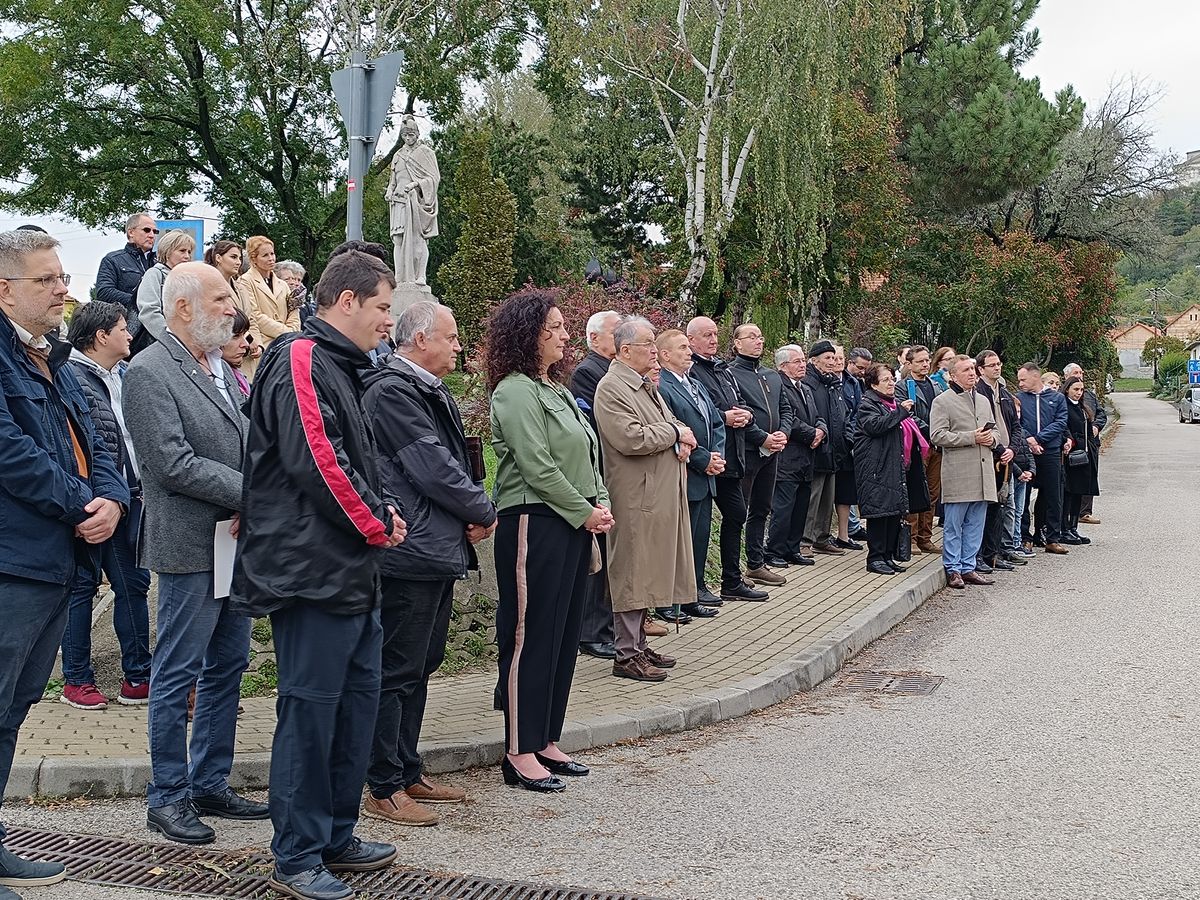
[841,671,944,695]
[3,828,666,900]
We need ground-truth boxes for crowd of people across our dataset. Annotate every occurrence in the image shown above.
[0,215,1105,900]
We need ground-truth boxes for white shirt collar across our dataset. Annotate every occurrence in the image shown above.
[11,318,50,352]
[395,354,441,387]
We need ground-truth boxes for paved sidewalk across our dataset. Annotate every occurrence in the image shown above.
[12,540,947,799]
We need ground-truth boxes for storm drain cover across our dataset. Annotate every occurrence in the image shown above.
[841,671,944,695]
[3,828,666,899]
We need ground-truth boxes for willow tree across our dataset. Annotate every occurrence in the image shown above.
[549,0,910,311]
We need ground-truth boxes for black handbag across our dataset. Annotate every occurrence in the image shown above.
[1066,446,1089,467]
[895,519,912,562]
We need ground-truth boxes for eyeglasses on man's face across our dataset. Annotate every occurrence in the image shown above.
[0,273,71,289]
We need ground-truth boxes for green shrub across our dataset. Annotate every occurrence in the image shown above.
[1158,351,1189,382]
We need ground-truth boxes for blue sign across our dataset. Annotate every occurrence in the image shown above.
[156,219,205,260]
[1190,371,1200,385]
[1188,359,1200,373]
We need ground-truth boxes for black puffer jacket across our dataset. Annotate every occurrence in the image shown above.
[231,318,397,617]
[802,367,848,473]
[69,359,126,475]
[852,391,911,518]
[361,359,496,581]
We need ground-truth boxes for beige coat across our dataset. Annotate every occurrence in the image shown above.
[594,360,697,612]
[235,268,300,379]
[929,387,1000,503]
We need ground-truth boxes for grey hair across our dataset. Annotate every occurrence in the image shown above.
[848,347,873,363]
[125,211,154,232]
[613,315,653,354]
[157,229,196,263]
[394,300,449,349]
[774,344,805,367]
[0,230,60,276]
[585,310,620,349]
[274,260,306,280]
[162,268,204,322]
[1063,362,1082,377]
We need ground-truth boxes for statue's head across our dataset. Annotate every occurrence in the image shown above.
[400,115,420,146]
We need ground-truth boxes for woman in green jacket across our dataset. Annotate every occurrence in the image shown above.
[486,290,612,793]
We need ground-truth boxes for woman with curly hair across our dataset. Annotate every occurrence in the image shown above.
[486,289,612,793]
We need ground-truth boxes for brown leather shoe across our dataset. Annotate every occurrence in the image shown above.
[961,571,994,585]
[744,566,786,586]
[406,777,465,804]
[1044,543,1070,555]
[945,571,965,589]
[643,647,676,669]
[917,540,939,554]
[643,614,669,637]
[612,654,668,682]
[362,790,438,827]
[812,541,845,555]
[1078,515,1101,525]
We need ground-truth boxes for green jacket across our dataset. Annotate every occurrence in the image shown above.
[490,373,608,527]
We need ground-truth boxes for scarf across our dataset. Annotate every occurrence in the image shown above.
[880,393,929,467]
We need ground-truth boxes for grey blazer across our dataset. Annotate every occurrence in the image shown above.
[123,333,249,573]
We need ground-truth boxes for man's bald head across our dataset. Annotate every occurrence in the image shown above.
[686,316,719,357]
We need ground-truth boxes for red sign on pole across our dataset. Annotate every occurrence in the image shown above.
[347,179,357,192]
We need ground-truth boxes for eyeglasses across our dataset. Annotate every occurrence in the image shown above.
[625,341,655,348]
[0,273,71,288]
[140,227,160,235]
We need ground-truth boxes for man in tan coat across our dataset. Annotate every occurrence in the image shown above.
[929,355,1003,589]
[594,316,697,683]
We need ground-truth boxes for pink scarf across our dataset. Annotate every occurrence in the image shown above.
[880,393,929,467]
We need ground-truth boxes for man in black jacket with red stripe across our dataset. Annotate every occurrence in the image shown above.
[231,250,406,900]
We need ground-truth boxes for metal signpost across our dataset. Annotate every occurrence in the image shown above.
[330,50,405,241]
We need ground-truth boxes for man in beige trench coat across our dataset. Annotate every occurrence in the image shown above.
[594,316,698,683]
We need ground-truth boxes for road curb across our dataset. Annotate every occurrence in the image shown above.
[8,562,946,800]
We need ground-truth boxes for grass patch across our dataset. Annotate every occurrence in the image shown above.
[240,659,278,698]
[43,677,64,701]
[1112,377,1153,392]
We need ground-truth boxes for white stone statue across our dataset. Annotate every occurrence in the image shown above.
[387,115,440,286]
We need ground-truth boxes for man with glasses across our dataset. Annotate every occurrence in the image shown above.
[96,212,158,339]
[0,230,128,898]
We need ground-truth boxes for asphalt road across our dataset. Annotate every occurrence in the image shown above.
[5,391,1197,900]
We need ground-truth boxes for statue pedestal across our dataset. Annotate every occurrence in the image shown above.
[391,281,434,318]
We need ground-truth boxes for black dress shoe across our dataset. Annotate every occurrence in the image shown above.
[579,641,617,659]
[680,602,719,618]
[697,588,724,606]
[1068,530,1091,544]
[655,607,693,624]
[147,801,216,845]
[323,836,397,873]
[501,756,566,792]
[1060,534,1082,545]
[191,787,270,820]
[720,582,769,601]
[535,752,590,776]
[992,558,1015,571]
[973,560,994,574]
[269,865,354,900]
[886,560,908,573]
[763,556,792,568]
[849,527,869,541]
[866,561,896,575]
[787,553,816,566]
[834,538,864,551]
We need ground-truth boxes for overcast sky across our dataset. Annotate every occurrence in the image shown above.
[3,1,1196,301]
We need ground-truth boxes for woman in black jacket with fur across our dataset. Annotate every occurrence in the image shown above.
[854,364,930,575]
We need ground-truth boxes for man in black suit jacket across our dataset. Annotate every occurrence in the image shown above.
[766,346,824,566]
[569,310,621,657]
[656,329,726,616]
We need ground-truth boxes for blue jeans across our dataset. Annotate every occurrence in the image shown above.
[942,501,987,574]
[146,571,251,809]
[0,576,73,844]
[61,516,151,686]
[1009,478,1028,551]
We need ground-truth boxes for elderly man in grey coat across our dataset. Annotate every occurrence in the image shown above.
[929,354,1003,590]
[124,262,267,847]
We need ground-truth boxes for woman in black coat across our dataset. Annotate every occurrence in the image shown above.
[1061,376,1099,545]
[854,364,930,575]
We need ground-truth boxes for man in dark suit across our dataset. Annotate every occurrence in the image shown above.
[656,329,725,617]
[569,309,621,657]
[766,345,824,567]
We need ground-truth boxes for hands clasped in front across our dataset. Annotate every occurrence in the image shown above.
[584,505,614,534]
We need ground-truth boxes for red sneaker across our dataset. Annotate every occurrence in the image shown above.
[117,680,150,706]
[60,683,108,710]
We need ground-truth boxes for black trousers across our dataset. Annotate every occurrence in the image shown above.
[980,501,1003,563]
[1033,451,1065,542]
[494,507,589,755]
[367,577,455,799]
[578,534,613,646]
[713,476,747,589]
[740,455,778,570]
[269,603,381,875]
[1064,491,1083,532]
[688,494,714,592]
[766,477,811,559]
[865,515,901,565]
